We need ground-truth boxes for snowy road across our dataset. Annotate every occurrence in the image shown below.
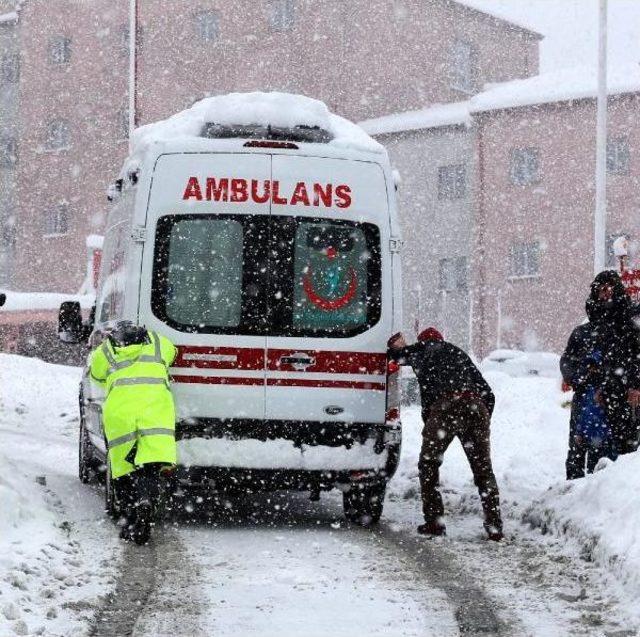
[2,354,639,637]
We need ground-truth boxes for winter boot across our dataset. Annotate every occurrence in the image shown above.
[484,522,503,542]
[417,520,446,536]
[119,523,135,542]
[132,501,152,545]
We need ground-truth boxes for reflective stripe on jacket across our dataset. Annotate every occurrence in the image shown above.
[89,330,178,478]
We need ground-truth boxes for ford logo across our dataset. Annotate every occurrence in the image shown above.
[280,352,315,371]
[324,405,344,416]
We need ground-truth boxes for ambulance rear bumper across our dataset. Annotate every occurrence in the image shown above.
[173,418,401,490]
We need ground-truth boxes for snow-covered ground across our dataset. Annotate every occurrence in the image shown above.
[0,356,116,637]
[2,352,640,635]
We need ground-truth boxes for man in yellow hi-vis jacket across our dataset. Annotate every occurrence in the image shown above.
[89,321,177,544]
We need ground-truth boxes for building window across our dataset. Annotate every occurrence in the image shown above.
[438,164,467,200]
[607,136,629,175]
[439,257,467,291]
[45,120,71,150]
[510,148,540,185]
[0,137,17,168]
[450,39,478,93]
[510,242,540,277]
[44,203,69,237]
[50,36,72,65]
[268,0,295,31]
[195,10,220,42]
[1,54,20,83]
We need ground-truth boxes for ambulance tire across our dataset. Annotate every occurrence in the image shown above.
[343,482,386,526]
[105,462,121,521]
[78,389,99,484]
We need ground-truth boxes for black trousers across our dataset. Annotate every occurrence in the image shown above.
[567,398,639,479]
[585,440,617,474]
[419,395,502,532]
[566,427,587,480]
[115,463,163,526]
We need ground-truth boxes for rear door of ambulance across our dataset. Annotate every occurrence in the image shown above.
[265,154,392,425]
[138,152,271,424]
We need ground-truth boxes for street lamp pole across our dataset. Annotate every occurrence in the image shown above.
[128,0,139,149]
[594,0,608,274]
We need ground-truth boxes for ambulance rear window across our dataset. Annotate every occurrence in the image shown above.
[158,218,243,329]
[151,215,380,337]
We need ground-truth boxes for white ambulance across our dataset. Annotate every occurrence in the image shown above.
[59,93,403,524]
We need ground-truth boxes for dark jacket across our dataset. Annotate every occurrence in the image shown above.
[390,340,495,417]
[561,271,640,448]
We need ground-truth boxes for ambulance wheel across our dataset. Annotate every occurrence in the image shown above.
[78,390,99,484]
[343,482,386,526]
[105,463,120,520]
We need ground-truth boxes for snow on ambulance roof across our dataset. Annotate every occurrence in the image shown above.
[123,92,383,176]
[471,63,640,113]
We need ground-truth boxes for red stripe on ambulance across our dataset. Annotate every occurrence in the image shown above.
[266,378,385,391]
[175,346,386,376]
[267,349,386,375]
[171,375,264,386]
[174,346,263,370]
[170,375,385,391]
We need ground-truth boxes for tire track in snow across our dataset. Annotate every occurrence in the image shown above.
[89,527,204,637]
[89,536,158,637]
[132,529,206,636]
[364,523,514,636]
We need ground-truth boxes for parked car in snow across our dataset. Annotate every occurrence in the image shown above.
[481,349,561,378]
[58,92,403,524]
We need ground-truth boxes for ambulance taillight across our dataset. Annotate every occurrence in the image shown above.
[385,359,401,425]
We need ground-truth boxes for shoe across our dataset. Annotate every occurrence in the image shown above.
[132,519,151,545]
[417,521,446,536]
[132,502,152,545]
[484,523,503,542]
[119,524,135,542]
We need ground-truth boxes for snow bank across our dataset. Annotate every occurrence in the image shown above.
[524,452,640,597]
[0,355,115,636]
[124,92,382,175]
[0,288,94,312]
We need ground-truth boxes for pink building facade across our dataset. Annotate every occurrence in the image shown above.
[473,93,640,356]
[4,0,538,293]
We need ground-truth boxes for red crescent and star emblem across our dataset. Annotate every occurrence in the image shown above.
[302,246,358,311]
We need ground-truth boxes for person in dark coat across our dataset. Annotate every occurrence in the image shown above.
[561,270,640,479]
[388,327,503,541]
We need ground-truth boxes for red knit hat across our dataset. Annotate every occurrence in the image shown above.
[417,327,444,342]
[387,332,404,348]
